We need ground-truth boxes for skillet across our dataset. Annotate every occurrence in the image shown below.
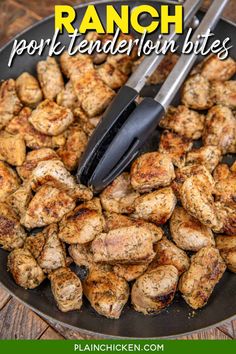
[0,0,235,339]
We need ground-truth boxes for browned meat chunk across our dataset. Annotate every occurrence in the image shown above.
[8,248,45,289]
[0,131,26,166]
[179,247,226,309]
[16,72,42,107]
[21,185,76,229]
[130,152,175,193]
[83,267,129,319]
[203,105,236,154]
[0,202,26,251]
[29,100,73,136]
[92,225,156,264]
[181,74,213,110]
[49,267,82,312]
[160,105,205,139]
[37,57,64,100]
[131,265,178,314]
[59,199,105,244]
[186,145,222,172]
[170,207,215,251]
[159,131,193,168]
[211,80,236,109]
[133,187,177,225]
[192,55,236,81]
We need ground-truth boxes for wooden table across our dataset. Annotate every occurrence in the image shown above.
[0,0,235,340]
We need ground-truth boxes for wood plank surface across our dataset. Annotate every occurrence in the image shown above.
[0,0,235,341]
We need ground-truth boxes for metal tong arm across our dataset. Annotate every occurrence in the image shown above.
[126,0,204,92]
[154,0,229,109]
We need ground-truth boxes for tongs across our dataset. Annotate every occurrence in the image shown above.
[77,0,229,192]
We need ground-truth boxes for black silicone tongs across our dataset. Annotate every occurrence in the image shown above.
[77,0,228,192]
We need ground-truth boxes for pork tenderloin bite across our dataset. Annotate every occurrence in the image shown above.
[49,267,82,312]
[130,152,175,193]
[16,72,42,107]
[179,246,226,309]
[131,265,179,314]
[91,225,156,264]
[133,187,177,225]
[0,202,27,251]
[83,267,129,319]
[170,207,215,252]
[29,100,74,136]
[8,248,45,289]
[59,199,105,244]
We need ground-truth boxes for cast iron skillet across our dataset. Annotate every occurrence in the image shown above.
[0,0,235,339]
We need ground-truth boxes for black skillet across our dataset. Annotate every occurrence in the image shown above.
[0,0,235,339]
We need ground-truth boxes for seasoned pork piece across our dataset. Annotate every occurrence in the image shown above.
[186,145,222,172]
[37,57,64,100]
[21,185,76,229]
[179,246,226,309]
[7,182,32,216]
[131,265,179,314]
[83,267,129,319]
[0,202,26,251]
[149,237,190,275]
[192,55,236,81]
[59,199,105,244]
[159,131,193,168]
[181,74,213,110]
[211,80,236,109]
[57,123,88,171]
[16,72,42,107]
[203,105,236,154]
[56,81,79,110]
[0,79,22,129]
[17,148,59,180]
[0,131,26,166]
[172,164,214,199]
[159,105,205,139]
[215,202,236,235]
[100,173,139,214]
[214,166,236,208]
[133,187,177,225]
[130,152,175,193]
[170,207,215,252]
[104,212,163,243]
[71,69,115,117]
[6,107,66,149]
[8,248,45,289]
[69,243,94,269]
[215,235,236,273]
[92,225,156,264]
[37,224,66,273]
[29,100,74,136]
[24,231,46,259]
[0,161,20,202]
[49,267,82,312]
[29,159,76,192]
[97,62,128,89]
[180,173,221,230]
